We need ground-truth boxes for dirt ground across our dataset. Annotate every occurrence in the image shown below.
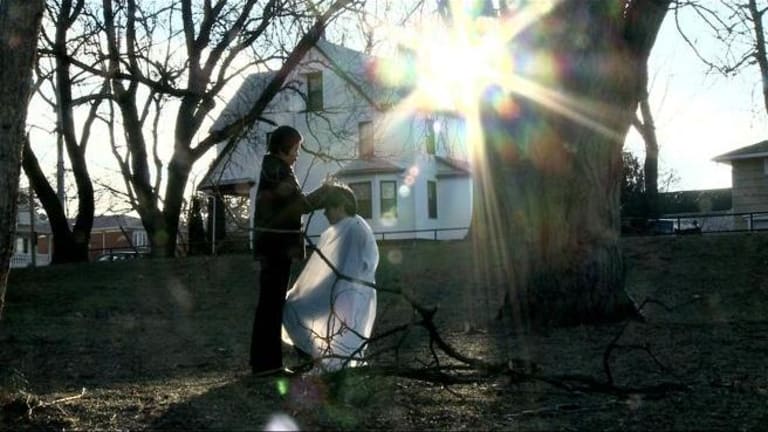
[1,233,768,430]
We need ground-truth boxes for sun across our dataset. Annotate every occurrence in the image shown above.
[371,1,559,160]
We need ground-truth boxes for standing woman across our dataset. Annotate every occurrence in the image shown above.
[250,125,324,376]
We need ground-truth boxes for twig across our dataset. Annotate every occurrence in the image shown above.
[39,387,87,407]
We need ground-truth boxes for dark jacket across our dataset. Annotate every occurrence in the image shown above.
[252,154,320,260]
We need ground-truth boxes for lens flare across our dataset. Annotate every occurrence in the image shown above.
[264,413,299,431]
[276,378,289,396]
[387,249,403,265]
[381,214,397,227]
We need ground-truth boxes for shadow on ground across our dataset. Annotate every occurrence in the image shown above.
[148,370,401,431]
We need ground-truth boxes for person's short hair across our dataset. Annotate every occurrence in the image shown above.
[324,183,357,216]
[268,125,302,155]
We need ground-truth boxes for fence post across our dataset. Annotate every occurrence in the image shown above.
[750,213,754,231]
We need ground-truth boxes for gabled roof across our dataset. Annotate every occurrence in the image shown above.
[334,157,404,177]
[210,71,277,134]
[435,156,471,178]
[713,140,768,163]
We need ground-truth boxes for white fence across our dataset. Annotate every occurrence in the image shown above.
[10,253,51,268]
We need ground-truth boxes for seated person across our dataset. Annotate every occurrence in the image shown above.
[281,182,379,372]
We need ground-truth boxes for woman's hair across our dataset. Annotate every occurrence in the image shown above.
[268,125,302,155]
[324,182,357,216]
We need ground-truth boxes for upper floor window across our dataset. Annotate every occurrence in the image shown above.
[426,118,436,155]
[427,180,438,219]
[306,72,323,111]
[380,181,397,219]
[349,182,372,219]
[359,121,374,159]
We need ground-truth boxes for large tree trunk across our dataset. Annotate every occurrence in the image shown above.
[22,139,89,263]
[54,0,95,263]
[0,0,45,318]
[472,1,669,326]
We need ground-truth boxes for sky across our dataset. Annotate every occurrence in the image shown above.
[624,5,768,192]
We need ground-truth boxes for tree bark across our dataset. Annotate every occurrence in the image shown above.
[22,139,88,263]
[0,0,45,318]
[472,1,669,326]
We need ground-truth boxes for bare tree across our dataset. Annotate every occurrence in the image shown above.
[632,61,660,218]
[0,0,45,318]
[90,0,355,257]
[27,1,358,258]
[24,0,106,264]
[677,0,768,117]
[472,0,670,325]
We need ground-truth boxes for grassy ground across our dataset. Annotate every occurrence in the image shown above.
[1,233,768,430]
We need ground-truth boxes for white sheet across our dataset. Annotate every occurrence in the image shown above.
[282,215,379,371]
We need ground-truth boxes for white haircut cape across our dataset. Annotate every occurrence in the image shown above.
[282,215,379,371]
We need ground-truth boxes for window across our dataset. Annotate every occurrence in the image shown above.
[380,181,397,219]
[265,132,272,148]
[349,182,372,219]
[427,181,438,219]
[359,121,374,159]
[133,231,148,247]
[426,118,436,155]
[306,72,323,111]
[22,238,29,254]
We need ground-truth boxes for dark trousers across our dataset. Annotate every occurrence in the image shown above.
[250,256,292,372]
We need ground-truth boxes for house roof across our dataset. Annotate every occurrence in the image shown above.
[435,156,471,178]
[334,157,404,177]
[209,71,277,134]
[313,39,407,109]
[713,140,768,163]
[91,214,144,231]
[208,39,400,137]
[198,177,255,196]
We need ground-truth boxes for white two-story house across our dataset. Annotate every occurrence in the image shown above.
[198,39,472,241]
[11,206,52,268]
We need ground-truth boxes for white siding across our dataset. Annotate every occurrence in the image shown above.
[437,177,472,240]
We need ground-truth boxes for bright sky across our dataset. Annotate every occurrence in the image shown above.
[624,6,768,192]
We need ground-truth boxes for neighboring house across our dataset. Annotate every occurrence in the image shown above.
[714,140,768,229]
[89,214,149,260]
[198,39,472,241]
[10,206,52,268]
